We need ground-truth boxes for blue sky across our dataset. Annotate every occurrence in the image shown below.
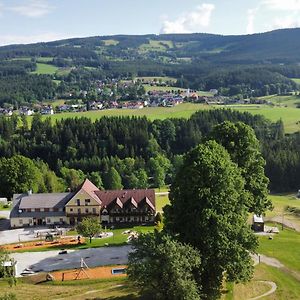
[0,0,300,45]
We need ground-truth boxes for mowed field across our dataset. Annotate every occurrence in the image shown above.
[32,63,59,75]
[35,102,300,133]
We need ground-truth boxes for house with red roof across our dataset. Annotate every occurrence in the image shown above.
[10,179,156,228]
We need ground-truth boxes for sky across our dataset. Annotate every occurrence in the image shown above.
[0,0,300,45]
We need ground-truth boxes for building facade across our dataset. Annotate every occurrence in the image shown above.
[10,179,156,228]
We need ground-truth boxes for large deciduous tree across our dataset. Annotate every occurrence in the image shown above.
[164,141,257,300]
[0,155,41,199]
[76,217,101,243]
[128,232,201,300]
[210,121,272,214]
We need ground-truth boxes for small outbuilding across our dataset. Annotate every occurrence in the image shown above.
[0,198,8,205]
[252,214,264,232]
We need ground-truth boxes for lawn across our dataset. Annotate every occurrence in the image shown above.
[227,264,300,300]
[0,277,141,300]
[266,194,300,218]
[12,225,154,252]
[258,225,300,272]
[156,194,170,212]
[32,63,59,75]
[0,203,11,210]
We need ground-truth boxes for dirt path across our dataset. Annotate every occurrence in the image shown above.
[268,216,300,232]
[53,284,124,300]
[249,281,277,300]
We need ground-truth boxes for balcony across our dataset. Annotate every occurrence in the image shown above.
[66,211,99,217]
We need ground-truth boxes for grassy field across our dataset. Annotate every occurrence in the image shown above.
[0,264,299,300]
[102,39,119,46]
[227,263,300,300]
[32,63,59,75]
[258,225,300,272]
[34,102,300,133]
[260,94,300,108]
[156,194,170,212]
[139,40,173,52]
[0,203,11,210]
[224,105,300,133]
[0,277,141,300]
[11,225,154,252]
[292,78,300,84]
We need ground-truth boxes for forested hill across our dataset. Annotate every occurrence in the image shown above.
[2,28,300,63]
[1,28,300,105]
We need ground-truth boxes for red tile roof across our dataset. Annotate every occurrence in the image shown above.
[95,189,155,210]
[73,178,102,205]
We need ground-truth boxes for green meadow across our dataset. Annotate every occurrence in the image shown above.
[33,102,300,133]
[32,63,59,75]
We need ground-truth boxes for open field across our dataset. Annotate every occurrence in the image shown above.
[226,263,300,300]
[32,63,59,75]
[139,40,173,52]
[223,105,300,133]
[258,225,300,272]
[260,94,300,108]
[136,76,177,82]
[0,263,299,300]
[34,102,300,133]
[291,78,300,84]
[0,277,141,300]
[142,84,214,96]
[102,39,119,46]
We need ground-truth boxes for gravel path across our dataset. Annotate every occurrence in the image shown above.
[268,216,300,232]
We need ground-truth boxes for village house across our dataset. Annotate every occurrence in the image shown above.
[10,179,156,228]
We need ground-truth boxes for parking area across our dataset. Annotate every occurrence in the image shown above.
[11,245,131,277]
[0,226,69,245]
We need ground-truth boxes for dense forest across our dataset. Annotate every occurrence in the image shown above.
[1,29,300,105]
[0,110,298,198]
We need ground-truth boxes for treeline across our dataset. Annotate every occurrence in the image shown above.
[0,110,298,194]
[0,74,56,105]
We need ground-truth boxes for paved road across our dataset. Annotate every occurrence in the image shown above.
[11,245,132,277]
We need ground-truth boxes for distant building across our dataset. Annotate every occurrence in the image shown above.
[252,214,264,232]
[10,179,156,228]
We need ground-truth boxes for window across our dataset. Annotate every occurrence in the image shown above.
[70,208,73,212]
[77,199,80,206]
[92,208,96,214]
[78,208,81,213]
[85,208,89,213]
[44,208,49,212]
[29,219,32,224]
[46,218,51,223]
[35,208,40,212]
[53,208,59,212]
[85,199,90,205]
[19,219,23,225]
[59,218,64,223]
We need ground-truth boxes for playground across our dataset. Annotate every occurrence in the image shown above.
[3,236,85,252]
[50,264,127,281]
